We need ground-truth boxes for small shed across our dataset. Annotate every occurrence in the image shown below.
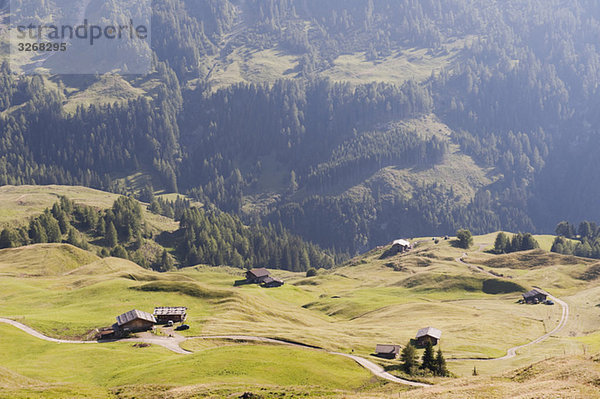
[375,344,401,359]
[246,268,271,284]
[522,288,548,304]
[392,239,411,253]
[116,309,156,333]
[416,326,442,347]
[153,307,187,324]
[97,325,118,340]
[261,276,284,288]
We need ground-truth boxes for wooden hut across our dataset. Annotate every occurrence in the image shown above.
[392,239,411,253]
[416,327,442,346]
[375,344,401,359]
[522,288,548,304]
[153,307,187,324]
[116,309,156,333]
[246,268,271,284]
[261,276,284,288]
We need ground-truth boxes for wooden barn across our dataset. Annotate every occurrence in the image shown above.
[153,307,187,324]
[116,309,156,333]
[261,276,284,288]
[416,326,442,347]
[375,344,401,359]
[522,288,548,304]
[246,268,271,284]
[392,239,411,253]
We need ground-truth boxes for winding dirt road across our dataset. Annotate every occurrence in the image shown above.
[0,320,428,387]
[192,335,429,387]
[494,291,569,360]
[0,318,191,355]
[453,247,571,361]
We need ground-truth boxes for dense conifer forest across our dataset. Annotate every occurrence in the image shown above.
[2,0,600,258]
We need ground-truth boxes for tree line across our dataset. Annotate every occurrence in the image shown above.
[174,207,334,271]
[551,221,600,259]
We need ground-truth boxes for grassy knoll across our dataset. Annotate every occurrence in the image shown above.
[61,75,147,114]
[0,244,99,277]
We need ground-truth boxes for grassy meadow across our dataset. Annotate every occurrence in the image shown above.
[1,187,600,396]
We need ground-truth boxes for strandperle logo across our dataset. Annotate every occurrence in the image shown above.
[9,0,152,75]
[15,19,148,46]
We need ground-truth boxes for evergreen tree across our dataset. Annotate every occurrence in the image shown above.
[434,348,449,377]
[400,341,418,375]
[521,233,539,251]
[29,220,47,243]
[160,249,174,271]
[420,341,436,372]
[579,221,593,239]
[0,228,17,249]
[494,232,509,254]
[41,212,62,243]
[555,221,574,238]
[66,227,79,246]
[111,245,129,259]
[288,170,298,195]
[509,234,523,253]
[57,211,70,235]
[456,229,473,249]
[105,221,118,247]
[97,217,106,236]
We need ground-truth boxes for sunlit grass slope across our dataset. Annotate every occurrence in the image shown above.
[0,226,599,397]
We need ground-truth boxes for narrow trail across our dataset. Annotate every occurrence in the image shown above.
[456,253,500,278]
[451,243,571,361]
[448,292,569,361]
[494,292,569,361]
[192,335,430,387]
[0,320,429,387]
[0,318,191,355]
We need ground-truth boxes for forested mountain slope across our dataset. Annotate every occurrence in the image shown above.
[1,0,600,254]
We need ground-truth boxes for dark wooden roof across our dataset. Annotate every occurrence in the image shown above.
[522,288,547,299]
[375,344,401,354]
[416,327,442,340]
[153,306,187,316]
[262,276,283,284]
[247,268,270,278]
[116,309,156,326]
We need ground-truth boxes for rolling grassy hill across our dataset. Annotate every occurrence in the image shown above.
[0,187,599,396]
[1,225,600,397]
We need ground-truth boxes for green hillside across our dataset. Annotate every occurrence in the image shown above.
[0,243,99,277]
[0,228,599,396]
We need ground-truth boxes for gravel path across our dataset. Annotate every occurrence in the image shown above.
[451,245,571,362]
[494,291,569,360]
[0,318,191,354]
[192,335,430,387]
[0,320,428,387]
